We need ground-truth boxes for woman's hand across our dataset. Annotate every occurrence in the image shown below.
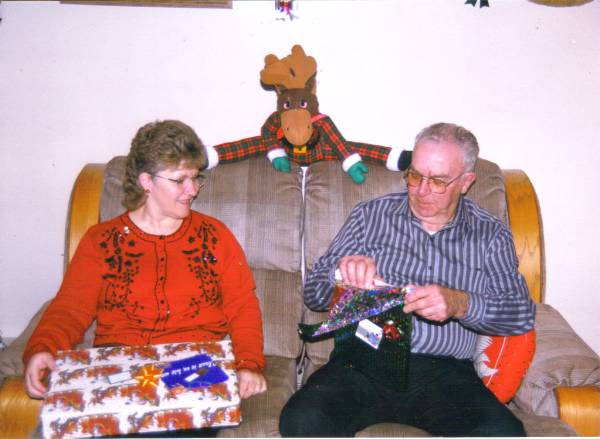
[237,368,267,399]
[24,352,56,399]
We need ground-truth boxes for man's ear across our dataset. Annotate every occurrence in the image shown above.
[461,172,477,194]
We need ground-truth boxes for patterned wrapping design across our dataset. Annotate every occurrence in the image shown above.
[41,341,240,439]
[298,285,407,338]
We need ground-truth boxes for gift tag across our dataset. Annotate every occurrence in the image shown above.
[161,354,229,389]
[355,319,383,349]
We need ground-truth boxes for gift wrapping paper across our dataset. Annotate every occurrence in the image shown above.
[41,340,240,438]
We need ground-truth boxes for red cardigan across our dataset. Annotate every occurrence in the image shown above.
[24,211,265,372]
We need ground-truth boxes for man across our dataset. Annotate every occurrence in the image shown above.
[279,123,535,437]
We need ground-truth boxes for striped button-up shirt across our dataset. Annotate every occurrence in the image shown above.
[304,192,535,359]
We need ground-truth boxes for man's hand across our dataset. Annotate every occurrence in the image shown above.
[237,369,267,399]
[24,351,56,399]
[337,255,380,289]
[403,284,469,322]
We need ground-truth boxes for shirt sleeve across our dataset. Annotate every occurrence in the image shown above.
[317,116,357,161]
[216,223,266,372]
[459,226,535,335]
[304,203,367,311]
[261,112,284,152]
[23,229,102,366]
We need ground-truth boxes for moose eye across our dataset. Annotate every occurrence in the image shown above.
[283,100,291,110]
[300,100,308,109]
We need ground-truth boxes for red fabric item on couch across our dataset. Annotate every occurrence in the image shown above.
[473,330,536,403]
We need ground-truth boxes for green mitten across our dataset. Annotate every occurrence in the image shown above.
[348,161,368,184]
[272,156,291,173]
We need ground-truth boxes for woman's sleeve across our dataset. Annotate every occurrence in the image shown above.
[217,224,266,372]
[23,229,102,365]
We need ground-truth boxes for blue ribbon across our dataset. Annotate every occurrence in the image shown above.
[160,354,229,389]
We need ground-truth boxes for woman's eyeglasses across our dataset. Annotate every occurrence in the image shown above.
[151,173,206,188]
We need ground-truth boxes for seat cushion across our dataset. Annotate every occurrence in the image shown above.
[513,303,600,417]
[252,269,303,359]
[351,408,578,437]
[217,356,297,438]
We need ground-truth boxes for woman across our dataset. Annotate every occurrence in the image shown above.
[24,120,267,404]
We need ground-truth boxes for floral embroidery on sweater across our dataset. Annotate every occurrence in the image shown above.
[100,227,144,320]
[184,221,220,312]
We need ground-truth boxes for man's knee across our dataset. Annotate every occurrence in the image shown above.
[279,399,332,437]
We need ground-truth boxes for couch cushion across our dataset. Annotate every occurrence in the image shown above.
[303,158,507,271]
[0,301,95,378]
[354,411,579,437]
[302,158,508,365]
[0,303,50,378]
[511,407,577,436]
[252,269,303,359]
[512,303,600,417]
[218,356,297,438]
[356,423,430,437]
[101,156,303,272]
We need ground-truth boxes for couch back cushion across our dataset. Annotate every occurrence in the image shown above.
[302,158,508,366]
[101,156,303,272]
[100,156,304,358]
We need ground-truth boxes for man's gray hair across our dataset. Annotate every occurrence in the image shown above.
[414,123,479,172]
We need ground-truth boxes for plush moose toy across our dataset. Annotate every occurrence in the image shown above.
[206,45,411,184]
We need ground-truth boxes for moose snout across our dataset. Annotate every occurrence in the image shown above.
[281,109,313,146]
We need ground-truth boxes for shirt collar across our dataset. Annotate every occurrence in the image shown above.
[397,191,470,233]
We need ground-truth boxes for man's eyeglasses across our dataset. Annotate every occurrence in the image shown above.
[404,169,463,194]
[152,173,206,188]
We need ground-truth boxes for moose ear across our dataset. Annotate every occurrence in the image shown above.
[305,75,317,94]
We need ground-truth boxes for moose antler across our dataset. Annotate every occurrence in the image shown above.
[260,44,317,90]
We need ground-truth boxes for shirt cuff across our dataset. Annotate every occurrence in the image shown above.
[342,153,362,172]
[386,147,403,171]
[267,148,287,162]
[235,359,263,373]
[458,291,486,327]
[205,144,219,169]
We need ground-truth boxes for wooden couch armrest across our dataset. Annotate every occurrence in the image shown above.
[0,378,41,439]
[502,169,544,304]
[65,163,105,265]
[555,386,600,436]
[504,170,600,435]
[0,164,106,439]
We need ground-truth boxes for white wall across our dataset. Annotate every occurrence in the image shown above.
[1,0,599,354]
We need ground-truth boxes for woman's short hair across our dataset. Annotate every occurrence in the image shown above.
[123,120,207,211]
[414,122,479,172]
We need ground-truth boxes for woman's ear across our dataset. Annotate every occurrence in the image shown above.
[461,172,477,194]
[138,172,153,193]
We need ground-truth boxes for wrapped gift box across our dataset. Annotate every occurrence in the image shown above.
[41,340,240,439]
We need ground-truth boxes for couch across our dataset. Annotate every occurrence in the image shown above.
[1,155,599,438]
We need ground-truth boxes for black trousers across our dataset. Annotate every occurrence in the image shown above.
[279,354,525,437]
